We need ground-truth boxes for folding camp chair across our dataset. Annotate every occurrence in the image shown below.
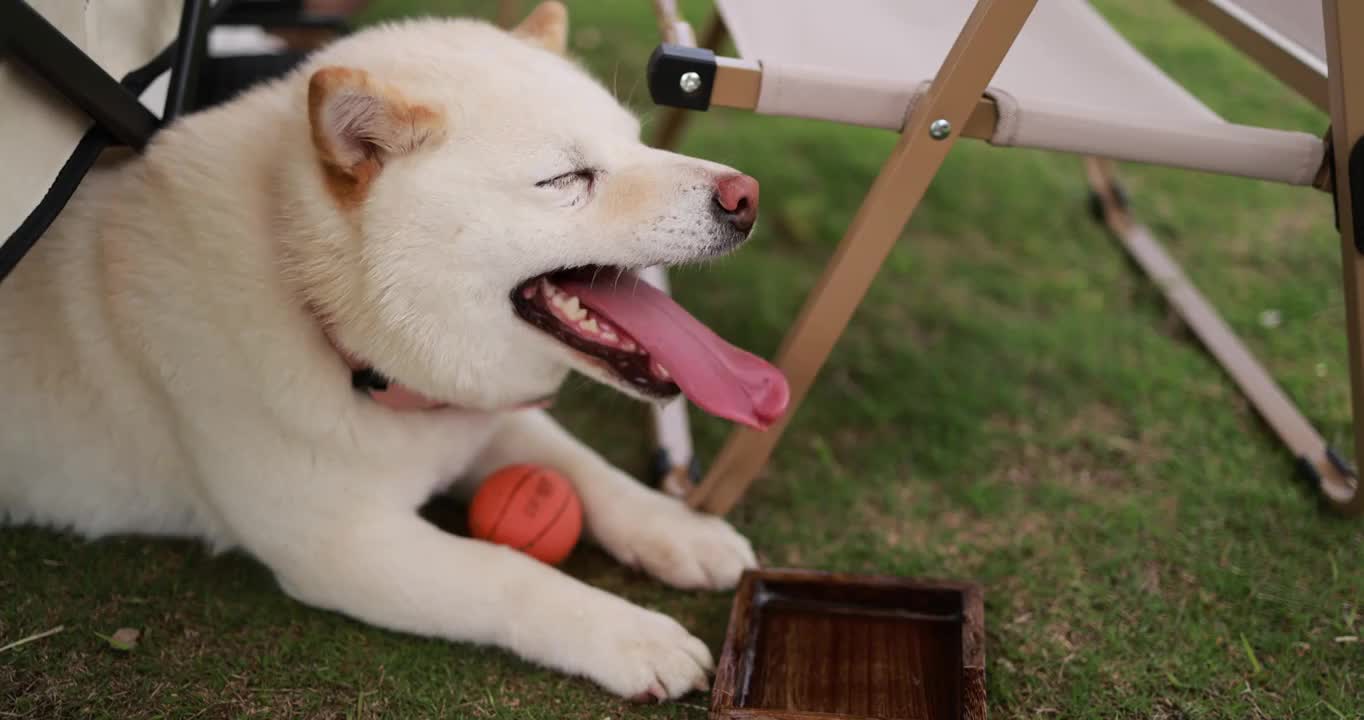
[1,0,349,286]
[631,0,1363,516]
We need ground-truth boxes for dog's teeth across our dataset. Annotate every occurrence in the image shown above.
[563,297,587,321]
[579,318,599,334]
[655,364,671,380]
[601,331,618,343]
[622,340,637,352]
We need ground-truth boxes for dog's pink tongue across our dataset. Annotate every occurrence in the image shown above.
[560,272,789,430]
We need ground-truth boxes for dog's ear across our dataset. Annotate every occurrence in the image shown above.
[513,1,568,55]
[308,66,445,206]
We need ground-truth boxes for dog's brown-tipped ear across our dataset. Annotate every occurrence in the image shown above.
[512,1,568,54]
[308,66,445,206]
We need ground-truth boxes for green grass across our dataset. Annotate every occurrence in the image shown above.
[4,1,1363,717]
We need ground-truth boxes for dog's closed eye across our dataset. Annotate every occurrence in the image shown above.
[536,168,598,208]
[536,169,597,190]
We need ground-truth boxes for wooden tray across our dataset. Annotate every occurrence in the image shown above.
[711,569,985,720]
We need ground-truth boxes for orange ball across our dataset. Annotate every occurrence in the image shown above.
[468,464,582,565]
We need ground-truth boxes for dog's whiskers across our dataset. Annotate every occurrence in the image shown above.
[624,70,644,108]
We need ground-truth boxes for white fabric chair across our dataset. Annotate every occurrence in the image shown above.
[0,1,180,251]
[0,0,306,280]
[639,0,1363,516]
[719,0,1323,185]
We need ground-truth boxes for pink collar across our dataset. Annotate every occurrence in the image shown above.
[313,307,554,413]
[316,318,448,411]
[340,352,450,411]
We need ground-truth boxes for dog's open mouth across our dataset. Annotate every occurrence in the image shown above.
[512,266,790,430]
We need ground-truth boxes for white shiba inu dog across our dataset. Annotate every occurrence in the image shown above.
[0,2,790,701]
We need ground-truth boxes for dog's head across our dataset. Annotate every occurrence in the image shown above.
[285,3,787,427]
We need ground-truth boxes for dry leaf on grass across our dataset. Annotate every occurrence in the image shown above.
[100,627,141,652]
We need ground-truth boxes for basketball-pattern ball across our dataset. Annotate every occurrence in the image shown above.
[468,464,583,565]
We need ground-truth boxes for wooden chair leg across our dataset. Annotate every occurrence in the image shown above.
[1176,0,1329,112]
[687,0,1041,515]
[1085,158,1358,510]
[1321,0,1364,514]
[494,0,521,29]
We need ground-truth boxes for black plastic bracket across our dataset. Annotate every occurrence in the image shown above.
[0,0,160,150]
[1086,181,1129,224]
[1349,137,1364,254]
[1326,445,1357,478]
[649,447,702,489]
[1295,445,1358,490]
[647,44,717,111]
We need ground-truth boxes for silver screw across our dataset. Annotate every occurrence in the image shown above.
[679,71,703,94]
[929,118,952,139]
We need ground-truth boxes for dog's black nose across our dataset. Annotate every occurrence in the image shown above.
[713,174,759,234]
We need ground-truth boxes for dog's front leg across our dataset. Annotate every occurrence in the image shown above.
[268,513,712,700]
[471,409,757,590]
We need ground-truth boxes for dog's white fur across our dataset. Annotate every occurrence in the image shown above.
[0,4,760,700]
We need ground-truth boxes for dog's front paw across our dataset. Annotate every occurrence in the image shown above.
[594,487,757,590]
[577,599,714,701]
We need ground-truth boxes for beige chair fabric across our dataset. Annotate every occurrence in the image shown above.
[714,0,1324,185]
[0,1,180,246]
[1224,0,1326,68]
